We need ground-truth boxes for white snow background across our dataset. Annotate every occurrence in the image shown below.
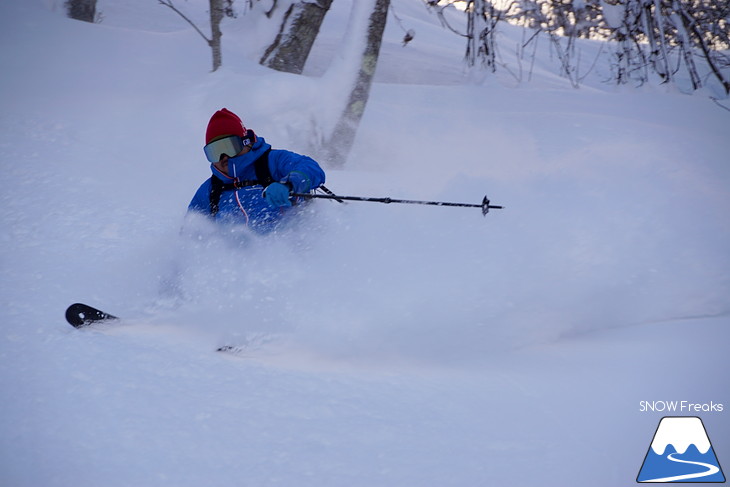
[1,1,729,486]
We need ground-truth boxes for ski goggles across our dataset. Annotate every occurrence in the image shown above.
[203,135,251,162]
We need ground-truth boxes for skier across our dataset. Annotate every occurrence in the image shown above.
[187,108,325,233]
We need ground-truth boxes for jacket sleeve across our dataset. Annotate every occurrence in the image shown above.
[188,178,213,214]
[269,150,325,193]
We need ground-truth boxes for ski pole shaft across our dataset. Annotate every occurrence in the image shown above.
[291,193,503,215]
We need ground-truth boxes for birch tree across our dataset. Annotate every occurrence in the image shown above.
[260,0,335,74]
[320,0,390,166]
[465,0,492,69]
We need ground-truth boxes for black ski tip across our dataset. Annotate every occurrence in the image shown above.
[65,303,119,328]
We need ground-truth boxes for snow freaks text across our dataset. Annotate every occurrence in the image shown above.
[639,401,724,413]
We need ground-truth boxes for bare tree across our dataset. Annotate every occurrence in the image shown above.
[320,0,390,167]
[260,0,334,74]
[673,0,730,94]
[65,0,96,23]
[432,0,729,95]
[159,0,229,72]
[603,0,649,85]
[605,0,729,94]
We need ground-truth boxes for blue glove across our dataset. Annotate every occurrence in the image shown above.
[263,182,292,207]
[284,171,312,194]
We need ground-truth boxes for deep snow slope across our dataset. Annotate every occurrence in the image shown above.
[1,1,728,486]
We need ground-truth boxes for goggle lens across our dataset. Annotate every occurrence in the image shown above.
[204,135,246,162]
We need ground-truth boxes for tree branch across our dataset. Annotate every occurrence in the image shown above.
[158,0,211,44]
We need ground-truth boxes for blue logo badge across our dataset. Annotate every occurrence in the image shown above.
[637,416,725,483]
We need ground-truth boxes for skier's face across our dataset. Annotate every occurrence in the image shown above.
[213,145,251,176]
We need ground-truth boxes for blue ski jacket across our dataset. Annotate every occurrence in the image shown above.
[188,137,325,233]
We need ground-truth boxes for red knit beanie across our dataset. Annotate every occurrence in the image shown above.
[205,108,246,144]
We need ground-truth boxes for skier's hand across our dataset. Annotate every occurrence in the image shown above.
[263,182,292,207]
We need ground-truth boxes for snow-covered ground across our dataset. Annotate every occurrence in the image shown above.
[1,1,728,486]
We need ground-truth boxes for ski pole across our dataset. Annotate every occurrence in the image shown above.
[291,191,503,215]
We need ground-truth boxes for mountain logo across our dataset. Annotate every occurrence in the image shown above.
[637,416,725,483]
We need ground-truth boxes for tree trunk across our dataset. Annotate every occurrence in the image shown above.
[260,0,334,74]
[322,0,389,167]
[675,1,730,95]
[209,0,224,71]
[65,0,96,23]
[647,0,673,83]
[465,0,489,68]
